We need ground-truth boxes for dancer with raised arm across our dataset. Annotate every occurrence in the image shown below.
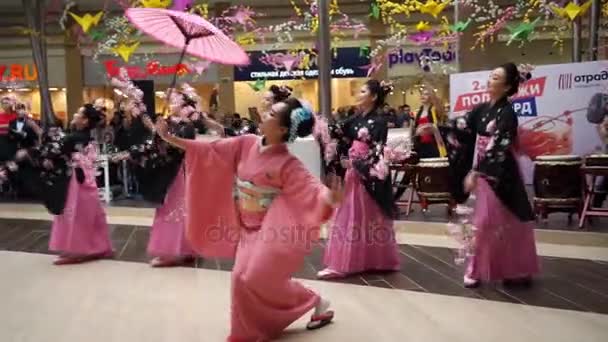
[318,80,400,280]
[1,104,113,265]
[111,77,198,267]
[437,62,539,287]
[156,96,341,341]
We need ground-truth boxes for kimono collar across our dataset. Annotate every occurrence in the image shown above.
[490,96,510,110]
[258,136,288,154]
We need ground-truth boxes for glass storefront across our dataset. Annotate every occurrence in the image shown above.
[0,56,68,123]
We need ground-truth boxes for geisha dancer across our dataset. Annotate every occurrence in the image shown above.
[1,104,113,265]
[114,80,198,267]
[435,62,539,287]
[155,97,342,341]
[318,80,400,280]
[222,84,291,137]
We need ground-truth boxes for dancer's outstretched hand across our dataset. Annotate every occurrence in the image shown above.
[155,119,169,139]
[464,171,478,193]
[142,115,155,132]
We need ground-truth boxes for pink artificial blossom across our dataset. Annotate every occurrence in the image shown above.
[369,157,389,180]
[357,127,370,141]
[486,119,497,134]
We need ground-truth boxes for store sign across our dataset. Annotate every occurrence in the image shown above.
[0,63,38,81]
[234,47,370,81]
[83,54,219,86]
[387,48,456,68]
[103,59,193,79]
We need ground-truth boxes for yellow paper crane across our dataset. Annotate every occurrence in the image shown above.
[416,0,450,18]
[416,21,432,32]
[112,42,140,62]
[236,33,256,46]
[551,0,592,21]
[140,0,172,8]
[69,11,103,33]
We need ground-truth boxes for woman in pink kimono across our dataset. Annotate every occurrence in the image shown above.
[11,104,113,265]
[125,85,199,267]
[156,97,341,341]
[318,80,401,279]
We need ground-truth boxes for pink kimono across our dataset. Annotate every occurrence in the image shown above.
[49,144,113,257]
[147,163,194,258]
[183,135,334,342]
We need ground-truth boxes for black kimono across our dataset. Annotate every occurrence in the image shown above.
[442,98,534,222]
[1,128,93,214]
[127,116,196,205]
[331,110,395,218]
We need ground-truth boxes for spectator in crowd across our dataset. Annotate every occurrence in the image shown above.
[0,95,18,162]
[9,103,42,151]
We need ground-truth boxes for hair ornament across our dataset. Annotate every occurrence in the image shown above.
[518,63,534,84]
[380,80,394,94]
[288,105,312,143]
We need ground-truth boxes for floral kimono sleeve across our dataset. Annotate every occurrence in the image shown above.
[475,106,519,182]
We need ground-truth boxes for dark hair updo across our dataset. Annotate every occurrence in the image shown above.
[182,94,197,108]
[499,62,532,97]
[82,103,102,129]
[365,79,393,109]
[278,97,315,142]
[269,85,293,103]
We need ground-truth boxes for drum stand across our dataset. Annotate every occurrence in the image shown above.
[579,166,608,229]
[391,163,418,217]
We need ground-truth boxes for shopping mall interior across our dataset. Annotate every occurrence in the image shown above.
[0,0,607,341]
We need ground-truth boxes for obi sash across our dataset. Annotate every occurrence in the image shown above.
[234,178,280,229]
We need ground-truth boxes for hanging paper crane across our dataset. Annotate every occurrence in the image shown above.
[506,18,541,46]
[112,42,140,62]
[170,0,194,11]
[416,0,450,18]
[140,0,172,8]
[551,1,592,21]
[416,21,432,32]
[188,60,211,75]
[450,19,472,33]
[248,78,267,92]
[68,11,103,33]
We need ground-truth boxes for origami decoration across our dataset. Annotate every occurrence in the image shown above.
[170,0,194,11]
[416,21,432,32]
[112,42,140,62]
[506,17,540,46]
[188,60,211,75]
[370,1,381,19]
[450,19,471,33]
[248,78,266,92]
[140,0,172,8]
[417,0,449,18]
[68,11,103,33]
[551,1,592,21]
[88,29,104,41]
[409,30,435,44]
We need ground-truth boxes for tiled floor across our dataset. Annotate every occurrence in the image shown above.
[4,189,607,232]
[2,218,607,315]
[4,251,607,342]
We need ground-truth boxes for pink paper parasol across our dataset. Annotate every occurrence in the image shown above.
[125,8,249,66]
[125,7,249,112]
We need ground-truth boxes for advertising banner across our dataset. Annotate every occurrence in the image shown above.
[234,47,370,81]
[450,61,608,183]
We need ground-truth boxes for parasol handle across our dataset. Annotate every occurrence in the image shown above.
[162,40,191,116]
